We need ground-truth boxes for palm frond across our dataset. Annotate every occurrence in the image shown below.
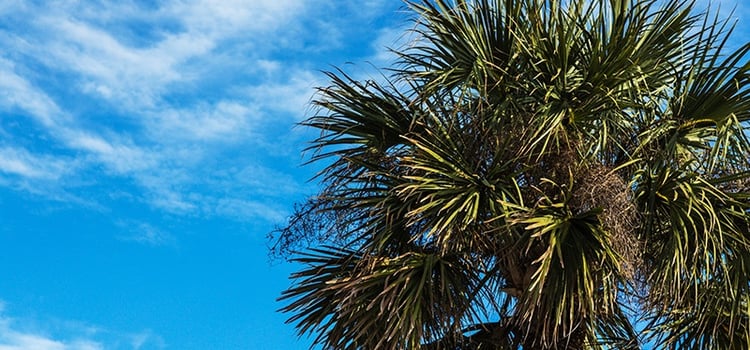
[274,0,750,348]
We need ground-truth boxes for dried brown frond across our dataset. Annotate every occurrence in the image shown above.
[571,164,643,279]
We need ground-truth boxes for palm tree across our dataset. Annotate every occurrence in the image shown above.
[272,0,750,348]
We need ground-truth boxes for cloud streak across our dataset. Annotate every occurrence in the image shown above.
[0,302,163,350]
[0,147,69,180]
[117,222,177,247]
[0,58,63,127]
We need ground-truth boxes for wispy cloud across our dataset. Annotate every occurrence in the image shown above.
[0,58,63,126]
[0,0,407,229]
[0,0,324,222]
[213,197,288,223]
[19,0,308,110]
[0,147,70,180]
[127,330,164,350]
[243,70,319,118]
[0,302,162,350]
[148,101,258,142]
[117,222,177,247]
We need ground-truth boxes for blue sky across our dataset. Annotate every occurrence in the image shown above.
[0,1,407,349]
[0,1,747,349]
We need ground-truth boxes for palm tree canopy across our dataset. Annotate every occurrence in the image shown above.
[272,0,750,348]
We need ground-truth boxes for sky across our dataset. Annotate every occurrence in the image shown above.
[0,1,747,350]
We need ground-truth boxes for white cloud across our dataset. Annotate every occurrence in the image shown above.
[213,197,287,222]
[128,330,164,350]
[0,303,164,350]
[0,0,403,224]
[169,0,303,35]
[0,311,99,350]
[39,17,209,107]
[0,1,24,16]
[147,189,197,214]
[22,0,306,109]
[150,101,258,142]
[0,59,63,127]
[244,70,319,118]
[63,132,158,174]
[118,222,177,247]
[0,147,70,180]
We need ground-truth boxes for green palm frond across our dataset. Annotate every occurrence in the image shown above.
[646,265,750,349]
[272,0,750,348]
[508,179,624,348]
[399,0,522,94]
[280,246,482,349]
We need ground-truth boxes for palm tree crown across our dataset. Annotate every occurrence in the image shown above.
[272,0,750,348]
